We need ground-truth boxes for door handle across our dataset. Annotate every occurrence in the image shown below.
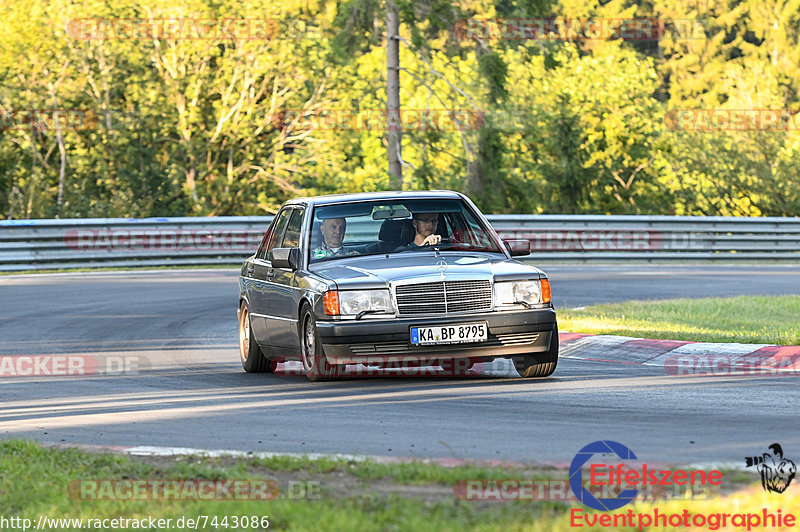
[266,268,276,279]
[246,265,255,276]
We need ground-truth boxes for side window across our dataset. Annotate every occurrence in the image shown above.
[255,224,275,260]
[281,208,305,248]
[257,209,291,260]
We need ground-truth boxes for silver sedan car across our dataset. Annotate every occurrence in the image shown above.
[238,190,558,381]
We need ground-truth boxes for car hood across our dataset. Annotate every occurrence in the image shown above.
[309,252,544,290]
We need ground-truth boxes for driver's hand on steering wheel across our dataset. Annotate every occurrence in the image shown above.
[421,234,442,246]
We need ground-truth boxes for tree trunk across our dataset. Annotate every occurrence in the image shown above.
[386,0,403,189]
[55,124,66,217]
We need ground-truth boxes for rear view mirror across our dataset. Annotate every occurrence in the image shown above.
[504,239,531,257]
[372,206,411,220]
[270,247,300,270]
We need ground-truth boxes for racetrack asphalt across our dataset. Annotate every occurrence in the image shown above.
[1,265,799,465]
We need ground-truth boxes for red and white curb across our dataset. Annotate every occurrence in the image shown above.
[559,333,800,375]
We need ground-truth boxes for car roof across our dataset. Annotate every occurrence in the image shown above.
[283,190,464,208]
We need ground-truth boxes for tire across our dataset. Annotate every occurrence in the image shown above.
[300,304,341,381]
[239,301,271,373]
[513,324,559,378]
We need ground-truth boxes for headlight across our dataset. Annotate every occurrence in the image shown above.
[494,280,542,308]
[324,290,391,316]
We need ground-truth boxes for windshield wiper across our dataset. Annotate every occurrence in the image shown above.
[513,300,532,309]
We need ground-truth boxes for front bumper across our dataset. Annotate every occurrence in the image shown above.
[316,308,557,364]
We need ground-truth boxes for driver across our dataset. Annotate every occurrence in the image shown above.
[410,212,442,247]
[312,217,358,258]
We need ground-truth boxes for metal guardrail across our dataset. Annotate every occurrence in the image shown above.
[1,215,798,271]
[490,215,800,262]
[0,216,268,272]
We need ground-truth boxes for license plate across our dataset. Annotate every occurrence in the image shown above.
[410,323,488,345]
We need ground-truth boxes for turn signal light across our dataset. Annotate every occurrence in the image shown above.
[541,278,551,303]
[323,291,340,315]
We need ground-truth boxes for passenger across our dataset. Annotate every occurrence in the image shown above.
[410,212,442,247]
[312,217,358,258]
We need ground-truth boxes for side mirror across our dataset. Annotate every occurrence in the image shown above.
[270,247,300,270]
[504,239,531,257]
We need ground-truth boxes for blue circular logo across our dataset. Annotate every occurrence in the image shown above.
[569,440,639,511]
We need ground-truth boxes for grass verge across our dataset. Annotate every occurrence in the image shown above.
[559,295,800,345]
[0,440,565,531]
[0,440,780,532]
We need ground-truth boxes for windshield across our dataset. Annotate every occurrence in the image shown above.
[308,198,503,263]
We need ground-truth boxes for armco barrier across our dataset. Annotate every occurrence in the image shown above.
[490,214,800,262]
[0,215,798,271]
[0,216,268,272]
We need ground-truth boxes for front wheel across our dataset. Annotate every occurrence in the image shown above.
[239,302,271,373]
[513,324,559,378]
[300,304,341,381]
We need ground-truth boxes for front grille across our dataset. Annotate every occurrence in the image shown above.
[395,280,492,315]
